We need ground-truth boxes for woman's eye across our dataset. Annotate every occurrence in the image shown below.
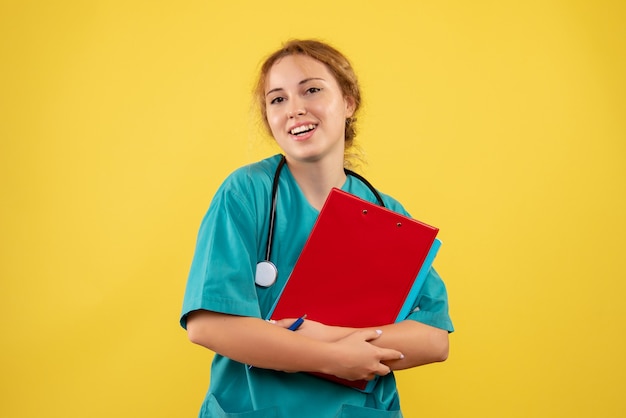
[306,87,321,94]
[270,96,285,105]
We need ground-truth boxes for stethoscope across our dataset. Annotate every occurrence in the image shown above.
[255,155,386,287]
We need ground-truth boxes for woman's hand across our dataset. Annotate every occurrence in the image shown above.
[325,329,404,381]
[270,319,403,381]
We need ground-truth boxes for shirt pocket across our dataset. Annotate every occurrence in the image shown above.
[200,394,279,418]
[334,404,403,418]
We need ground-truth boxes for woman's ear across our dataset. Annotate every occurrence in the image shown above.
[344,95,356,118]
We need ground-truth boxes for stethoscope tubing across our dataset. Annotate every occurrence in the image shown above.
[265,156,287,262]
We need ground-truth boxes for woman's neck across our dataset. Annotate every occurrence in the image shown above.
[286,155,347,211]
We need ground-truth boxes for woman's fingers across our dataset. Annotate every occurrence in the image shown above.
[268,322,404,380]
[330,329,404,380]
[360,329,405,361]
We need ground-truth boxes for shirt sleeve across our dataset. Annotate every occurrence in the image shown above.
[179,179,262,329]
[405,267,454,332]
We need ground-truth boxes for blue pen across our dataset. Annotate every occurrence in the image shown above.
[287,314,307,331]
[248,314,307,370]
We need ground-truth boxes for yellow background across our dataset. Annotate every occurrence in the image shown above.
[2,1,625,417]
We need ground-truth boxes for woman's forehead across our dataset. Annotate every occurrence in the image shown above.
[265,55,334,90]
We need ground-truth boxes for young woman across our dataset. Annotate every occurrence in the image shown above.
[180,39,453,418]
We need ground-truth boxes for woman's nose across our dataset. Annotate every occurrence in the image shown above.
[287,100,306,118]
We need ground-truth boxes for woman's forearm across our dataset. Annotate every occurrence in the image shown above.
[372,320,449,370]
[186,310,329,372]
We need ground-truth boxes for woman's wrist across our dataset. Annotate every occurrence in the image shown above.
[326,325,357,342]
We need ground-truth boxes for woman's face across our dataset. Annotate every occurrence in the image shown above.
[264,54,355,164]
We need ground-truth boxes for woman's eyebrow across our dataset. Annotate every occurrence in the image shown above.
[265,87,284,97]
[299,77,325,85]
[266,78,326,97]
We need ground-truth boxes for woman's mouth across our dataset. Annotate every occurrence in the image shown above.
[289,124,317,136]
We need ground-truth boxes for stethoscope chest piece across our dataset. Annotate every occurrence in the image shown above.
[255,261,277,287]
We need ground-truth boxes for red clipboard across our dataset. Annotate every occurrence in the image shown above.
[267,188,440,392]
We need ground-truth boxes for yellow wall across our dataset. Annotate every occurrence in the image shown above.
[2,1,625,417]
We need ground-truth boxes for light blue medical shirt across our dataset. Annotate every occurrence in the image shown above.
[181,155,454,418]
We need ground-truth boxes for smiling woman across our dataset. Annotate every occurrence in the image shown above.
[180,39,453,418]
[255,40,362,167]
[263,54,355,174]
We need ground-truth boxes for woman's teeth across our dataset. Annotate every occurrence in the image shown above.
[290,124,316,135]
